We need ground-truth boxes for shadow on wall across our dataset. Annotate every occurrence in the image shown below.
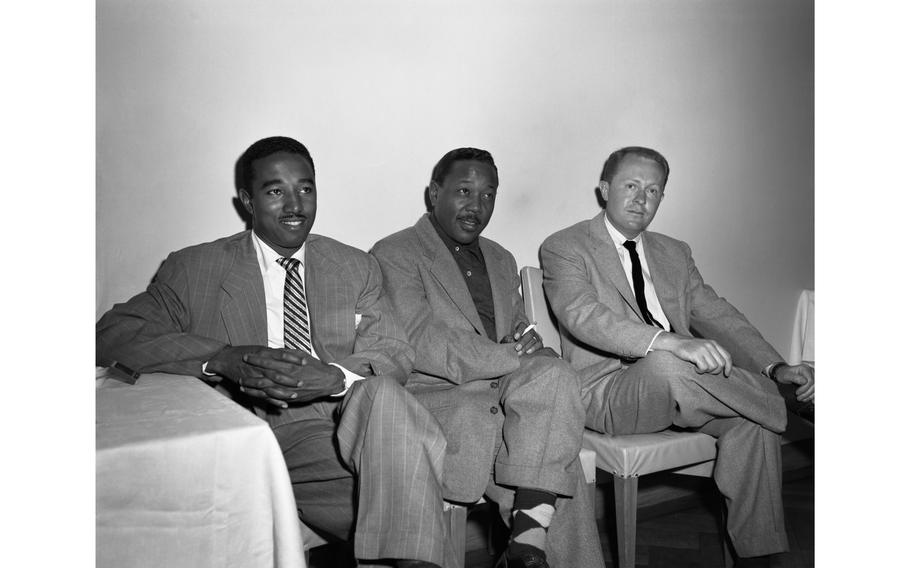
[233,152,253,231]
[423,185,432,213]
[137,154,254,291]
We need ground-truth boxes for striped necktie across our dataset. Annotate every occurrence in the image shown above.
[276,257,314,354]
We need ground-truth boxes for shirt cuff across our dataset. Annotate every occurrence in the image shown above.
[328,363,365,397]
[645,330,664,354]
[762,361,784,380]
[201,361,216,377]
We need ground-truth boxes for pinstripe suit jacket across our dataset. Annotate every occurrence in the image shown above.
[97,230,415,427]
[371,215,528,501]
[540,212,782,390]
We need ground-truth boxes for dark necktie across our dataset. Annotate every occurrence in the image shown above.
[622,240,664,330]
[276,257,314,354]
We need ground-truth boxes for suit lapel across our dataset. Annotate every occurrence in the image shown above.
[588,214,642,320]
[642,232,685,333]
[220,234,269,345]
[480,239,513,340]
[302,236,345,361]
[416,216,486,335]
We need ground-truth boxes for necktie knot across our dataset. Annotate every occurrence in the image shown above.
[277,257,301,271]
[622,240,637,254]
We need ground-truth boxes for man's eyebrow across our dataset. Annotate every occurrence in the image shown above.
[258,177,313,188]
[258,178,283,188]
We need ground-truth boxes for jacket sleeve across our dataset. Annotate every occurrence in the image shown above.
[540,232,658,359]
[96,252,230,379]
[681,242,782,373]
[336,254,416,385]
[372,240,520,384]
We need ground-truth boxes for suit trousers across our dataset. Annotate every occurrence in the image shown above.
[494,355,586,496]
[485,356,604,568]
[486,465,606,568]
[583,351,789,558]
[272,377,448,565]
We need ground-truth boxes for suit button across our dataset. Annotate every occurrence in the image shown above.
[466,270,472,277]
[490,406,499,414]
[490,381,499,389]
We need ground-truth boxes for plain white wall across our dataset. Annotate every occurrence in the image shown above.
[97,0,813,356]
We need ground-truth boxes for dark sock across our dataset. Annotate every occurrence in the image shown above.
[508,488,557,560]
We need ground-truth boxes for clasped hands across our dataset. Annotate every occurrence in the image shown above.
[207,345,346,408]
[499,321,559,359]
[655,334,814,403]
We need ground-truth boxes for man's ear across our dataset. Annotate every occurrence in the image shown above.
[597,180,609,201]
[427,181,440,209]
[239,189,254,215]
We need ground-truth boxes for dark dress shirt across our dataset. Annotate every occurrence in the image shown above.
[429,215,498,341]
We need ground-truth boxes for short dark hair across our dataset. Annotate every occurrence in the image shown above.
[236,136,315,191]
[599,146,670,186]
[430,147,498,186]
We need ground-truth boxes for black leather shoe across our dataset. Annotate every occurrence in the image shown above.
[494,551,550,568]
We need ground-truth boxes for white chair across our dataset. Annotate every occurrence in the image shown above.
[789,289,814,365]
[520,266,725,568]
[299,522,328,564]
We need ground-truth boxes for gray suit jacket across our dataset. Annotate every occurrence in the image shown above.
[540,212,782,389]
[372,215,528,501]
[97,230,415,428]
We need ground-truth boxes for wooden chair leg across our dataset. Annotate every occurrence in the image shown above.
[445,503,467,568]
[614,474,638,568]
[486,502,497,556]
[720,498,735,568]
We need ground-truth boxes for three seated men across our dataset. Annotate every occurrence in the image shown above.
[97,139,812,568]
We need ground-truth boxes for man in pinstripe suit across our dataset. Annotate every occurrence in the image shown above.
[97,136,447,568]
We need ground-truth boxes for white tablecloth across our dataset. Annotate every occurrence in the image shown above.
[789,289,815,365]
[97,373,306,568]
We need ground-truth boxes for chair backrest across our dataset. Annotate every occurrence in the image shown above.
[519,266,561,353]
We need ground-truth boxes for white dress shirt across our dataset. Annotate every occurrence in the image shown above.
[248,232,362,395]
[603,213,671,352]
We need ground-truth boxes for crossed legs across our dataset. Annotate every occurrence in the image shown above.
[584,351,789,558]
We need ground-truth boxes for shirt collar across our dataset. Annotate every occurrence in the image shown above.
[603,211,643,251]
[251,230,306,275]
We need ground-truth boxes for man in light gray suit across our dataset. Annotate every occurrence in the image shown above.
[372,148,604,568]
[540,146,815,567]
[97,136,447,568]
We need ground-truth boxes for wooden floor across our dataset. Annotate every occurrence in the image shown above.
[308,440,814,568]
[462,473,813,568]
[465,439,815,568]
